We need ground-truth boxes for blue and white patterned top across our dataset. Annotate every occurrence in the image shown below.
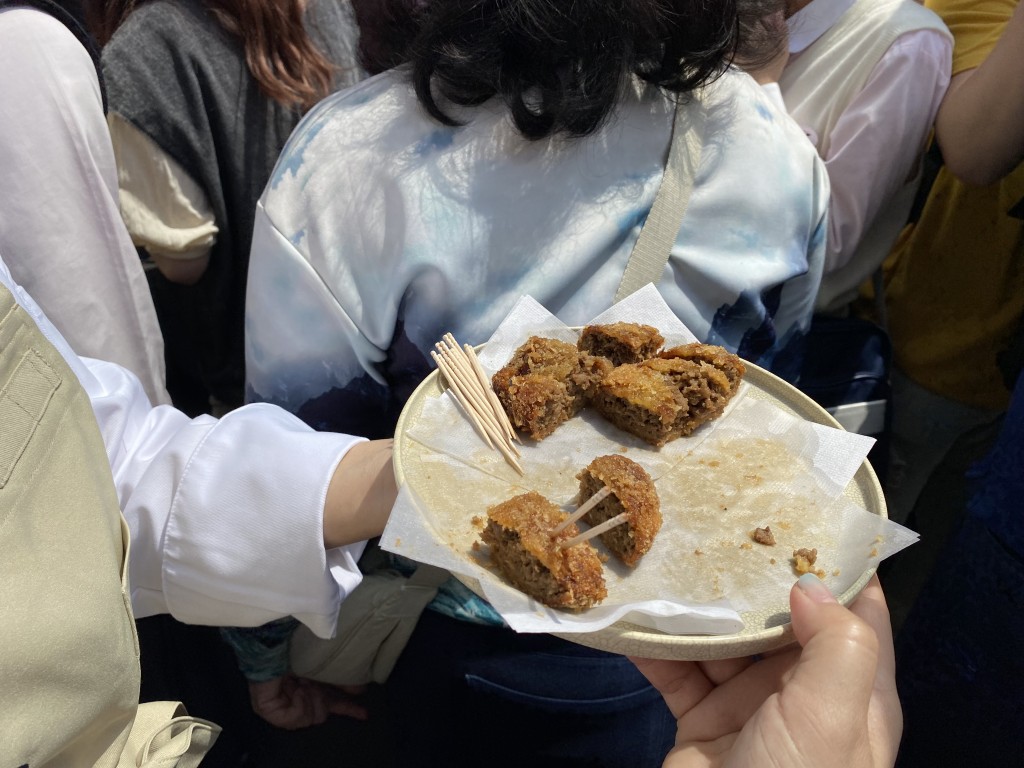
[245,65,829,624]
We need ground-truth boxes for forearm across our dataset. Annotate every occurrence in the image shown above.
[935,1,1024,185]
[83,358,368,637]
[323,438,397,548]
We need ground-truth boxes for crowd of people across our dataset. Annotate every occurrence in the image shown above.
[1,0,1021,765]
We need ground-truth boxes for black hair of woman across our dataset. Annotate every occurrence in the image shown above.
[402,0,787,140]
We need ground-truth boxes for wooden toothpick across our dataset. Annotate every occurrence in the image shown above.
[560,512,630,549]
[551,486,613,535]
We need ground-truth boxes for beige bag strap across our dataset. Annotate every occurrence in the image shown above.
[614,89,708,302]
[125,702,220,768]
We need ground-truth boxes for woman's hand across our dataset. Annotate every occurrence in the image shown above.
[248,674,370,730]
[632,574,901,768]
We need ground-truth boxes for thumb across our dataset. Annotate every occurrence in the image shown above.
[786,574,880,719]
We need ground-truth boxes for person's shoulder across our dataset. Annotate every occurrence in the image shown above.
[291,66,432,149]
[705,69,828,191]
[843,0,950,39]
[106,0,217,51]
[315,66,418,118]
[265,67,429,199]
[0,4,79,50]
[706,67,811,141]
[0,6,94,75]
[887,0,950,33]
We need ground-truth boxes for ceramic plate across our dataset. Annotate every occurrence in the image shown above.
[393,358,885,660]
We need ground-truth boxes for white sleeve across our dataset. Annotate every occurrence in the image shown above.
[82,356,367,639]
[0,240,364,640]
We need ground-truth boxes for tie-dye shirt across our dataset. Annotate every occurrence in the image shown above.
[248,66,827,430]
[246,66,828,620]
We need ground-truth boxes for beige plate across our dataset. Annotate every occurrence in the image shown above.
[393,358,886,661]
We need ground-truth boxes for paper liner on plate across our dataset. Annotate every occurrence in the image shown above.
[384,285,918,637]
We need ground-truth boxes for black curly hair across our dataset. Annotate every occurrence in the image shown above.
[403,0,785,139]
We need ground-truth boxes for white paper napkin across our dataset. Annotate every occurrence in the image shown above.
[382,286,918,635]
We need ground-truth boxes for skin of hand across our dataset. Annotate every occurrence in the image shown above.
[323,438,398,549]
[935,0,1024,186]
[248,674,369,730]
[632,574,901,768]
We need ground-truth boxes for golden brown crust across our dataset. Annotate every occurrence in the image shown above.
[660,343,746,394]
[480,491,607,610]
[492,337,584,439]
[592,347,742,446]
[578,322,665,365]
[644,357,732,435]
[492,335,744,446]
[577,455,662,567]
[590,362,690,446]
[492,337,609,440]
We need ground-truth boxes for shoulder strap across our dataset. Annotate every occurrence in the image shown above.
[614,88,707,302]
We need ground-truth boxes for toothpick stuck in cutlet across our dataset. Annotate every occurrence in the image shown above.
[551,486,613,535]
[560,512,630,549]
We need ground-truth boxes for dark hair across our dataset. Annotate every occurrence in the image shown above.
[404,0,785,140]
[350,0,425,75]
[86,0,336,111]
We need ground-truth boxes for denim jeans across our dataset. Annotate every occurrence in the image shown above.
[385,609,675,767]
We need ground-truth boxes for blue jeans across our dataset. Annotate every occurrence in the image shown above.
[385,609,674,767]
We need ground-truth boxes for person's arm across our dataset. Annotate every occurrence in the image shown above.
[324,438,397,547]
[633,574,900,768]
[83,352,391,637]
[934,0,1024,186]
[0,7,171,406]
[815,29,951,273]
[107,113,216,285]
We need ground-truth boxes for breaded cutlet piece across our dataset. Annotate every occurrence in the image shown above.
[660,343,746,394]
[590,361,690,446]
[644,357,733,435]
[492,336,611,439]
[576,455,661,567]
[592,349,740,446]
[578,322,664,365]
[480,491,607,610]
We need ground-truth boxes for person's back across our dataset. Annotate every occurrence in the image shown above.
[101,0,365,415]
[247,65,829,434]
[773,0,951,313]
[245,1,828,764]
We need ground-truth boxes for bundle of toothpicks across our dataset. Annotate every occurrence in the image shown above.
[431,333,524,475]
